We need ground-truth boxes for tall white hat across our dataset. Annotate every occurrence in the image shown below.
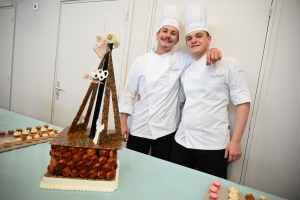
[184,3,208,35]
[160,5,182,31]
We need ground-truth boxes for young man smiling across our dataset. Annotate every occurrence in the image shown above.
[171,4,251,179]
[119,5,221,161]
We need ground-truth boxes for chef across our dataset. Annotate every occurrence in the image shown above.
[171,3,251,179]
[119,5,221,161]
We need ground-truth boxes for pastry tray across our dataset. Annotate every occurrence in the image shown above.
[204,186,259,200]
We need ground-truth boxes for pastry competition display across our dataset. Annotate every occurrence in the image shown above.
[40,9,124,192]
[204,181,268,200]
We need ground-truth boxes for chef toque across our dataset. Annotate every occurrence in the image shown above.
[160,5,182,31]
[184,3,208,35]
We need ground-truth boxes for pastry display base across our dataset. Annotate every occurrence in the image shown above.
[40,161,120,192]
[204,186,259,200]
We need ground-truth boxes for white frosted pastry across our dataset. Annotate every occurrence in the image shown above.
[42,133,48,140]
[48,126,53,131]
[41,127,47,132]
[228,192,239,199]
[49,131,55,138]
[26,136,33,143]
[22,130,29,136]
[229,186,239,194]
[34,135,40,141]
[31,128,38,134]
[260,195,268,200]
[13,131,21,137]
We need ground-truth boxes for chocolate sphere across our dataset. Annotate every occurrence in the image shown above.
[62,167,71,177]
[76,161,85,170]
[100,149,109,157]
[85,161,94,171]
[94,163,103,172]
[108,157,117,166]
[70,168,79,177]
[53,151,62,161]
[47,164,54,173]
[59,146,69,153]
[62,152,72,162]
[106,171,115,180]
[77,148,87,155]
[87,148,96,156]
[97,170,106,179]
[81,154,90,163]
[102,164,112,173]
[67,160,75,170]
[52,166,61,175]
[90,155,99,164]
[57,159,67,169]
[69,147,78,154]
[50,158,57,167]
[72,153,81,162]
[112,163,118,170]
[109,150,117,158]
[80,169,89,178]
[89,169,98,178]
[99,157,108,165]
[50,150,55,158]
[51,145,59,151]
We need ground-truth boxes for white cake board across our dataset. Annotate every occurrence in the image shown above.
[40,161,120,192]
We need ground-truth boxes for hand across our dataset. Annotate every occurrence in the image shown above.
[121,123,130,142]
[224,141,242,162]
[137,93,141,101]
[206,48,222,65]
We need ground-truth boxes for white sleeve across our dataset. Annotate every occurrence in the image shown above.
[119,59,139,115]
[228,59,252,105]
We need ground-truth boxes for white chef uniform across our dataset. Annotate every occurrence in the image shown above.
[175,55,252,149]
[119,50,191,139]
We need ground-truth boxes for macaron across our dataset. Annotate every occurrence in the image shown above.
[209,185,218,193]
[0,130,5,136]
[209,192,218,200]
[15,138,22,145]
[213,180,221,189]
[4,140,11,147]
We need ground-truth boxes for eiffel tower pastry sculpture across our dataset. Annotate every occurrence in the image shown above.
[40,32,122,192]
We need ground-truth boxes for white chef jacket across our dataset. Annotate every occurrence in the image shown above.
[175,56,251,150]
[119,50,192,139]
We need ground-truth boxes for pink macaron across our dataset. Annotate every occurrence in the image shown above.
[213,180,221,189]
[209,192,218,200]
[209,185,218,193]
